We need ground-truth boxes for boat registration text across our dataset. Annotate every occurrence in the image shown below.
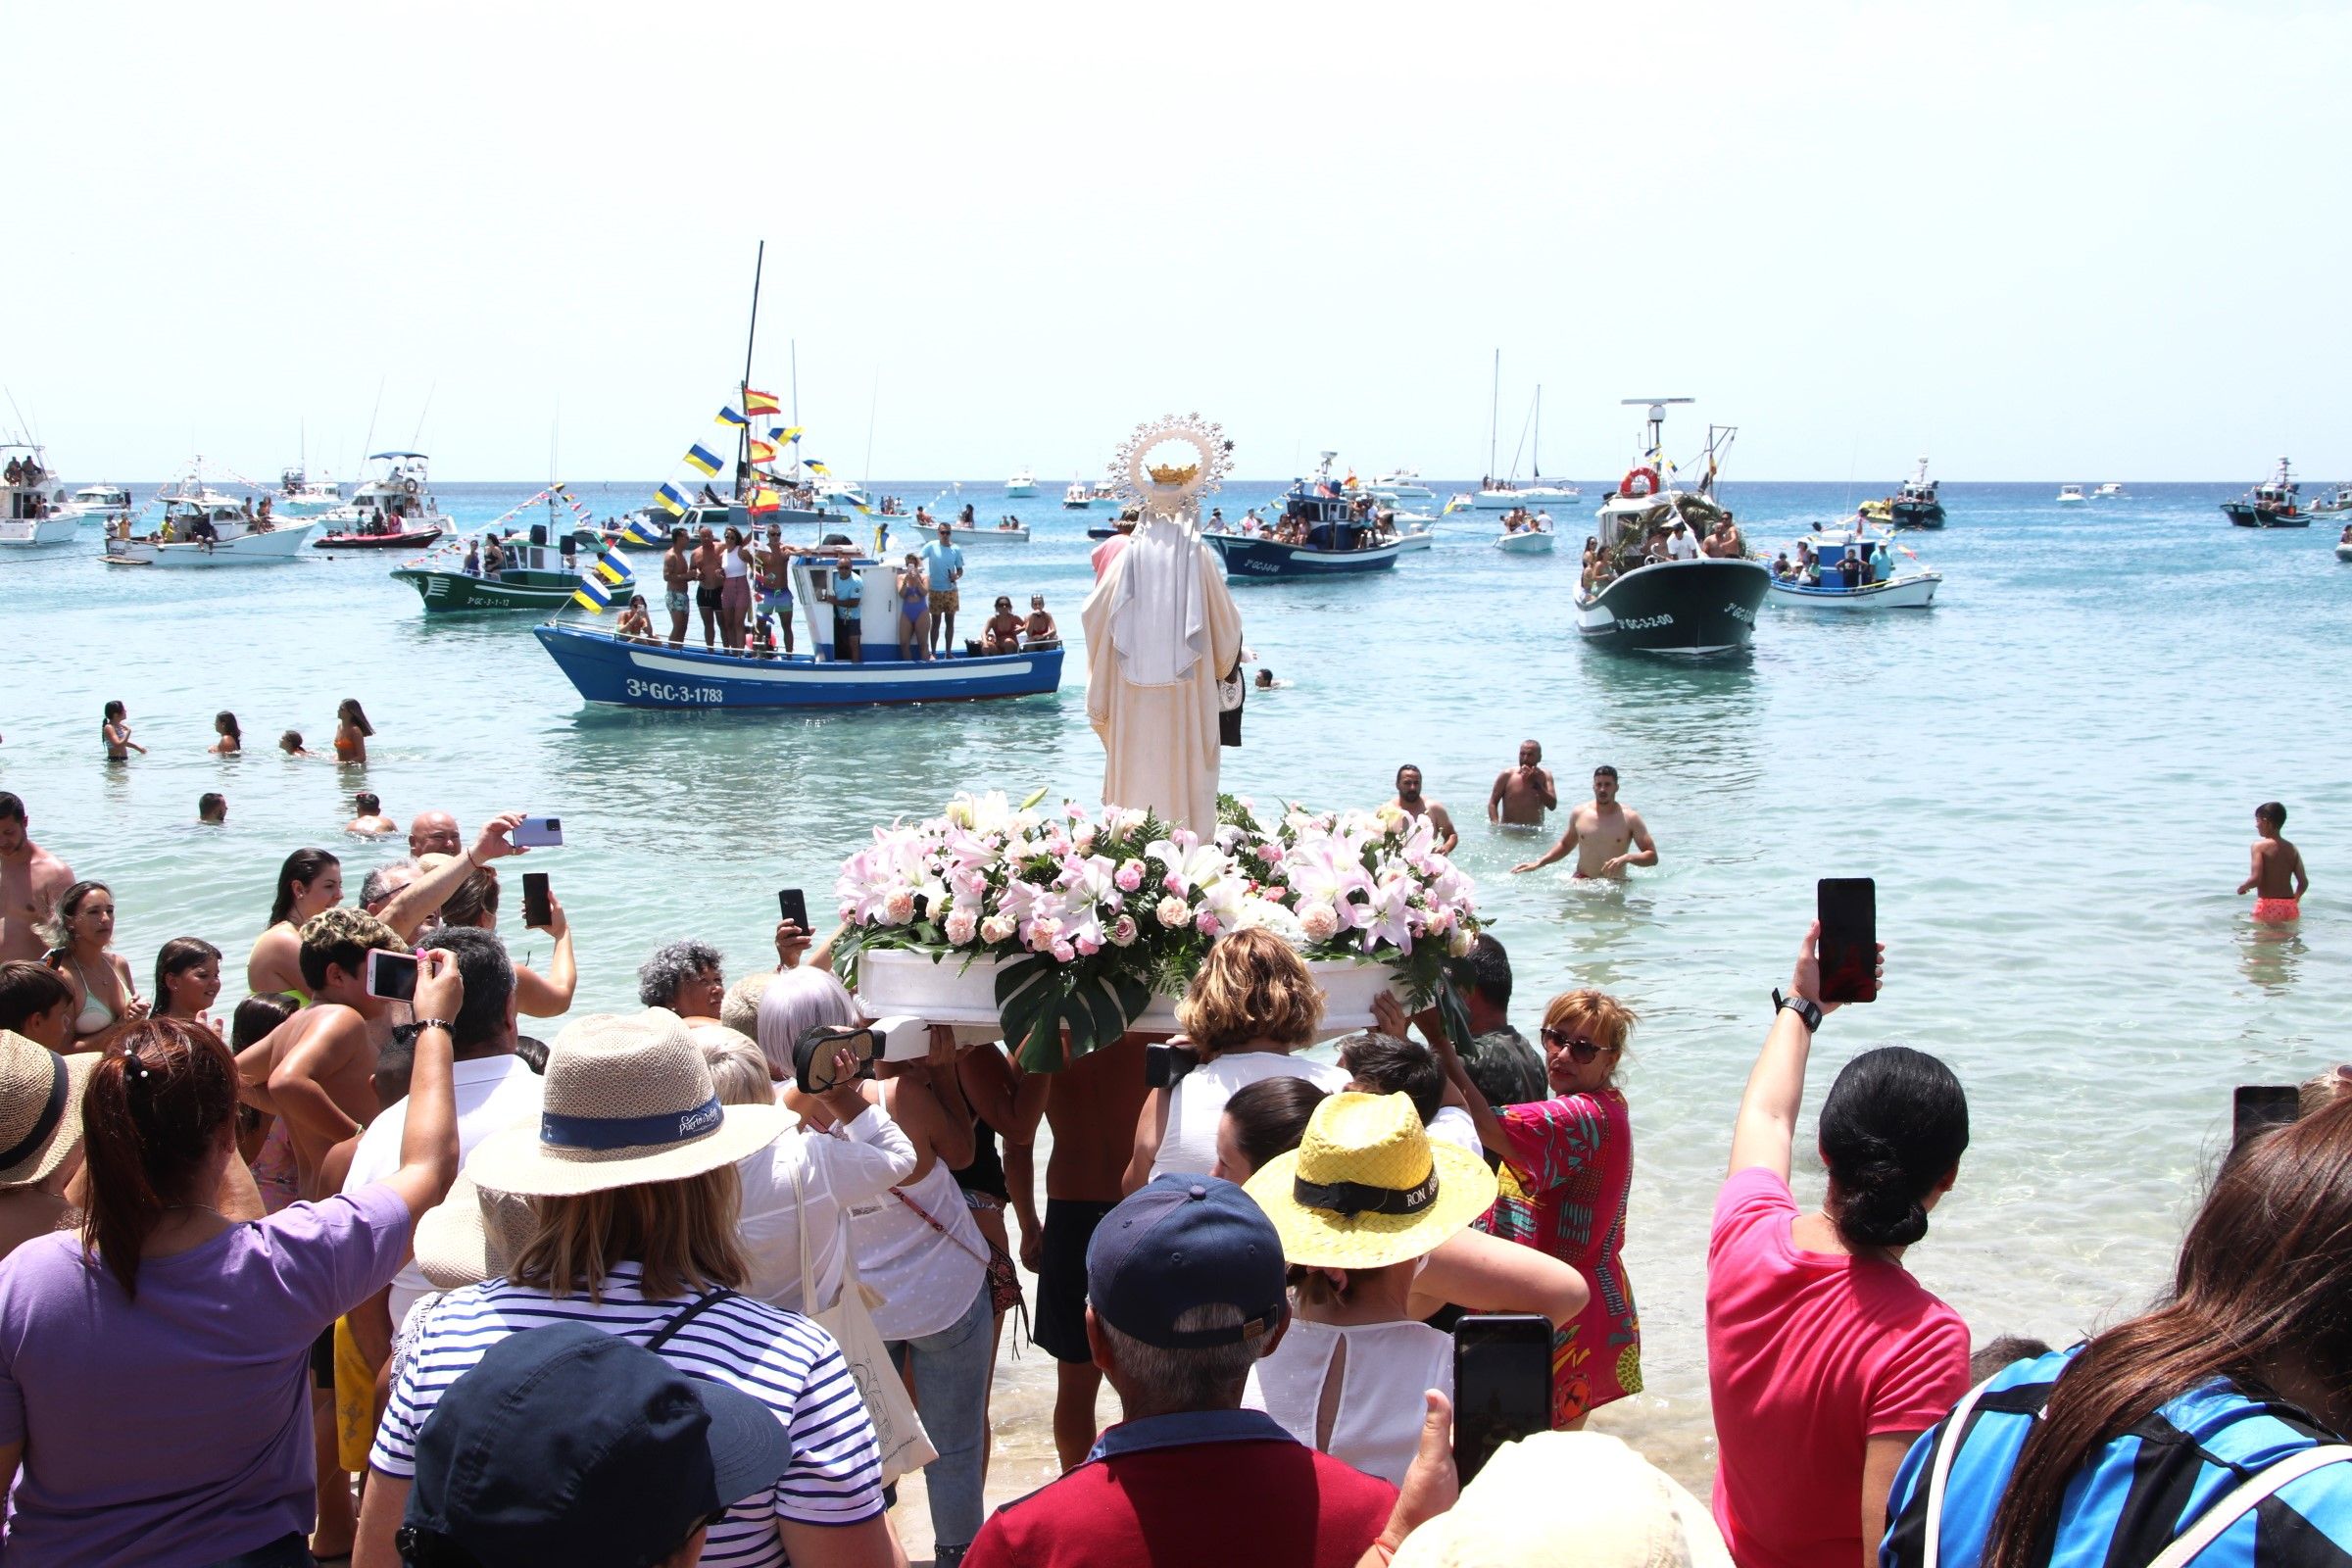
[625,679,727,704]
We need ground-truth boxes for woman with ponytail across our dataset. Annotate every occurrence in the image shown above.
[1884,1096,2352,1568]
[0,971,461,1567]
[1707,921,1970,1568]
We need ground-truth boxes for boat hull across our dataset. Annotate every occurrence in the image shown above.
[109,522,318,565]
[2336,542,2352,563]
[939,526,1030,544]
[395,568,582,613]
[1469,487,1580,512]
[1392,528,1434,552]
[1060,496,1122,512]
[1767,572,1941,610]
[1889,501,1944,528]
[1575,559,1769,654]
[1494,530,1555,554]
[535,626,1065,709]
[0,517,79,546]
[2224,503,2309,528]
[1004,483,1037,498]
[315,526,447,550]
[1204,533,1404,580]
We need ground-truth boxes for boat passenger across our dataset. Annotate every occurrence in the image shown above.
[1772,552,1792,580]
[614,594,656,644]
[819,560,863,663]
[1025,594,1059,649]
[462,541,481,577]
[758,524,795,655]
[981,597,1023,655]
[481,534,506,575]
[1872,540,1892,581]
[896,554,930,662]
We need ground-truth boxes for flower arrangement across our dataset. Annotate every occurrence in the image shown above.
[832,788,1483,1069]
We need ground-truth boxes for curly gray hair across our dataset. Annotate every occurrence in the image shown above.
[637,940,724,1008]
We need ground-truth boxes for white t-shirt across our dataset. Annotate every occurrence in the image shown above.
[1668,528,1699,560]
[1244,1317,1455,1486]
[738,1107,916,1316]
[373,1267,883,1567]
[1429,1103,1482,1157]
[342,1052,543,1330]
[1152,1052,1353,1181]
[847,1154,987,1343]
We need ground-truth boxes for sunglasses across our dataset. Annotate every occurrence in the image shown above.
[1541,1026,1614,1065]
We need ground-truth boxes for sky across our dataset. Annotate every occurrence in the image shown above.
[6,0,2346,484]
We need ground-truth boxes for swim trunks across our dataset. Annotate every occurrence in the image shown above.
[666,588,688,614]
[696,585,721,611]
[1032,1198,1118,1362]
[2254,897,2302,922]
[929,587,960,613]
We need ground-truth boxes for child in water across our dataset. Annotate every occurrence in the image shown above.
[2239,801,2309,922]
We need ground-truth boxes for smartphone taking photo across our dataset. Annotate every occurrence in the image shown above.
[1451,1313,1552,1485]
[365,949,419,1004]
[512,815,564,849]
[777,888,809,932]
[1816,877,1877,1004]
[521,871,553,930]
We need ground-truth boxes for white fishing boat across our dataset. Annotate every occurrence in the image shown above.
[1767,526,1939,610]
[108,490,316,566]
[315,452,450,544]
[1061,479,1122,511]
[2055,484,2087,505]
[2307,483,2352,520]
[49,483,132,532]
[2092,481,2126,499]
[274,465,344,514]
[0,445,75,546]
[1004,468,1037,497]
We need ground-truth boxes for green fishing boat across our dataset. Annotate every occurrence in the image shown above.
[391,483,642,615]
[394,563,584,613]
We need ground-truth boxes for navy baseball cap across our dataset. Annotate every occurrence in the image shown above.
[400,1321,790,1568]
[1086,1174,1288,1348]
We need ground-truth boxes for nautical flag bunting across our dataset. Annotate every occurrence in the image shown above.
[655,482,691,515]
[743,389,782,416]
[715,407,749,428]
[682,444,723,478]
[750,439,778,464]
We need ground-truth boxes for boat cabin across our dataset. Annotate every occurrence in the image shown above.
[2247,460,2299,514]
[1783,531,1891,589]
[70,484,130,510]
[1274,481,1388,550]
[1,446,51,521]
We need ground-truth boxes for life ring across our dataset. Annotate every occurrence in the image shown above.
[404,478,419,496]
[1621,466,1660,498]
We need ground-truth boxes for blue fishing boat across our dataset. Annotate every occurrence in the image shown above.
[534,555,1064,709]
[1202,456,1404,581]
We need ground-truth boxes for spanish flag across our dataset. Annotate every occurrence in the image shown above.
[682,444,723,478]
[744,389,782,416]
[748,487,781,514]
[714,407,749,428]
[655,483,691,515]
[750,439,778,465]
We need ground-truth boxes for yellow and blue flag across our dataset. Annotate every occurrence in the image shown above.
[571,572,616,613]
[744,389,782,416]
[714,407,749,428]
[655,483,691,515]
[769,425,804,444]
[682,444,723,478]
[594,549,635,586]
[804,459,830,476]
[620,515,664,547]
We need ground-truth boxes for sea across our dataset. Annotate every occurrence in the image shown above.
[5,474,2347,1496]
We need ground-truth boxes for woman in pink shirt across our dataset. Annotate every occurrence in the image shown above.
[1707,923,1970,1568]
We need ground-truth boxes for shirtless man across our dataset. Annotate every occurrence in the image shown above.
[692,525,725,650]
[346,791,395,837]
[662,526,692,648]
[1390,764,1459,856]
[236,907,407,1200]
[1513,763,1658,879]
[2240,801,2310,923]
[757,522,796,654]
[1004,1032,1152,1471]
[0,793,73,963]
[1488,740,1558,826]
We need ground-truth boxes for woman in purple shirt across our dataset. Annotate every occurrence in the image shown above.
[0,961,462,1568]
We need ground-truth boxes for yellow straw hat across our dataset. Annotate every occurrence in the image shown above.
[1245,1091,1497,1271]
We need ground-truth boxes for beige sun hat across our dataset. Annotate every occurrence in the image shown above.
[1244,1091,1497,1270]
[415,1172,541,1291]
[462,1008,787,1198]
[0,1033,95,1190]
[1391,1430,1732,1568]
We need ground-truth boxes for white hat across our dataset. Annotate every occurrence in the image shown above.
[1391,1431,1731,1568]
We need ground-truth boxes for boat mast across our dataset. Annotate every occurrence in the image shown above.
[789,338,801,485]
[738,241,765,500]
[1533,387,1542,482]
[1487,350,1499,485]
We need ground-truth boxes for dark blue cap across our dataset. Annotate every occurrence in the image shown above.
[1086,1174,1287,1348]
[401,1321,789,1568]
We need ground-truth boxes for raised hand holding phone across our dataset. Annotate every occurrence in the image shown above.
[412,948,466,1022]
[1814,878,1880,1006]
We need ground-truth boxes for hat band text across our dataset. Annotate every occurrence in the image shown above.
[1293,1165,1440,1218]
[540,1095,725,1152]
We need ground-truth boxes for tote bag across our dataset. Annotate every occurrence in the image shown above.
[796,1150,937,1484]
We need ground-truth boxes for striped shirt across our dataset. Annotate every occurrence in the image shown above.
[1884,1348,2352,1568]
[371,1265,884,1567]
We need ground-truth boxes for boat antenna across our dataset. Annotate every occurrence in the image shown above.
[789,337,801,482]
[738,241,764,497]
[1487,350,1499,484]
[359,376,384,464]
[409,381,437,452]
[863,374,878,488]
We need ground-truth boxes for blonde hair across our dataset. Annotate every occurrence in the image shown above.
[510,1168,747,1303]
[1540,990,1639,1075]
[1177,927,1324,1057]
[692,1024,774,1105]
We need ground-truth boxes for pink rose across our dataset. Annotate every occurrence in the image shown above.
[883,890,916,925]
[1153,895,1190,928]
[1195,911,1221,936]
[1110,915,1139,947]
[944,909,979,946]
[1114,863,1144,893]
[1051,940,1077,963]
[1298,903,1341,942]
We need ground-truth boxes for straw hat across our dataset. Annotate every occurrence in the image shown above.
[1391,1431,1732,1568]
[0,1033,94,1190]
[463,1009,786,1198]
[1244,1091,1496,1270]
[415,1173,539,1291]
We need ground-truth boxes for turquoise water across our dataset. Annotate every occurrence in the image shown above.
[5,476,2347,1478]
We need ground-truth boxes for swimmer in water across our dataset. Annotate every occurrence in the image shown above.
[1513,763,1657,880]
[2239,801,2308,923]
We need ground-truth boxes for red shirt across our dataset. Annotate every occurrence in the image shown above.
[964,1410,1396,1568]
[1704,1167,1968,1568]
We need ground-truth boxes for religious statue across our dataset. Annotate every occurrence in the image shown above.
[1079,415,1244,834]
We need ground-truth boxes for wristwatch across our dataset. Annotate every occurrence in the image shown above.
[1771,990,1822,1032]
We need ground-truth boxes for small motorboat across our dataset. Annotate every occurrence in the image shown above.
[2305,482,2351,521]
[535,555,1064,709]
[2093,481,2126,499]
[316,520,446,550]
[1060,480,1123,511]
[1004,468,1038,498]
[48,482,132,535]
[107,491,317,565]
[2056,484,2088,505]
[394,532,595,614]
[945,517,1031,544]
[275,465,344,514]
[2223,459,2307,528]
[1494,511,1556,553]
[1767,528,1940,611]
[2333,525,2352,563]
[1391,517,1436,552]
[1887,458,1946,528]
[0,447,79,546]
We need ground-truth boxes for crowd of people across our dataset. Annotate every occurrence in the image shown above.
[0,781,2341,1568]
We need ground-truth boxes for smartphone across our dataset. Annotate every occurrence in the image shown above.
[778,888,809,932]
[513,815,564,849]
[1451,1313,1552,1485]
[365,949,420,1004]
[2232,1085,2301,1153]
[521,871,552,930]
[1144,1043,1200,1089]
[1817,877,1878,1004]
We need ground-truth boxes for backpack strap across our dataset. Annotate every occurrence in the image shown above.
[1919,1376,2003,1568]
[2141,1446,2352,1568]
[644,1288,740,1354]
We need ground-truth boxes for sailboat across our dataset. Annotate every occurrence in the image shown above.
[1451,355,1581,514]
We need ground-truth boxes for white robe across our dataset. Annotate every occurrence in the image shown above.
[1080,517,1243,834]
